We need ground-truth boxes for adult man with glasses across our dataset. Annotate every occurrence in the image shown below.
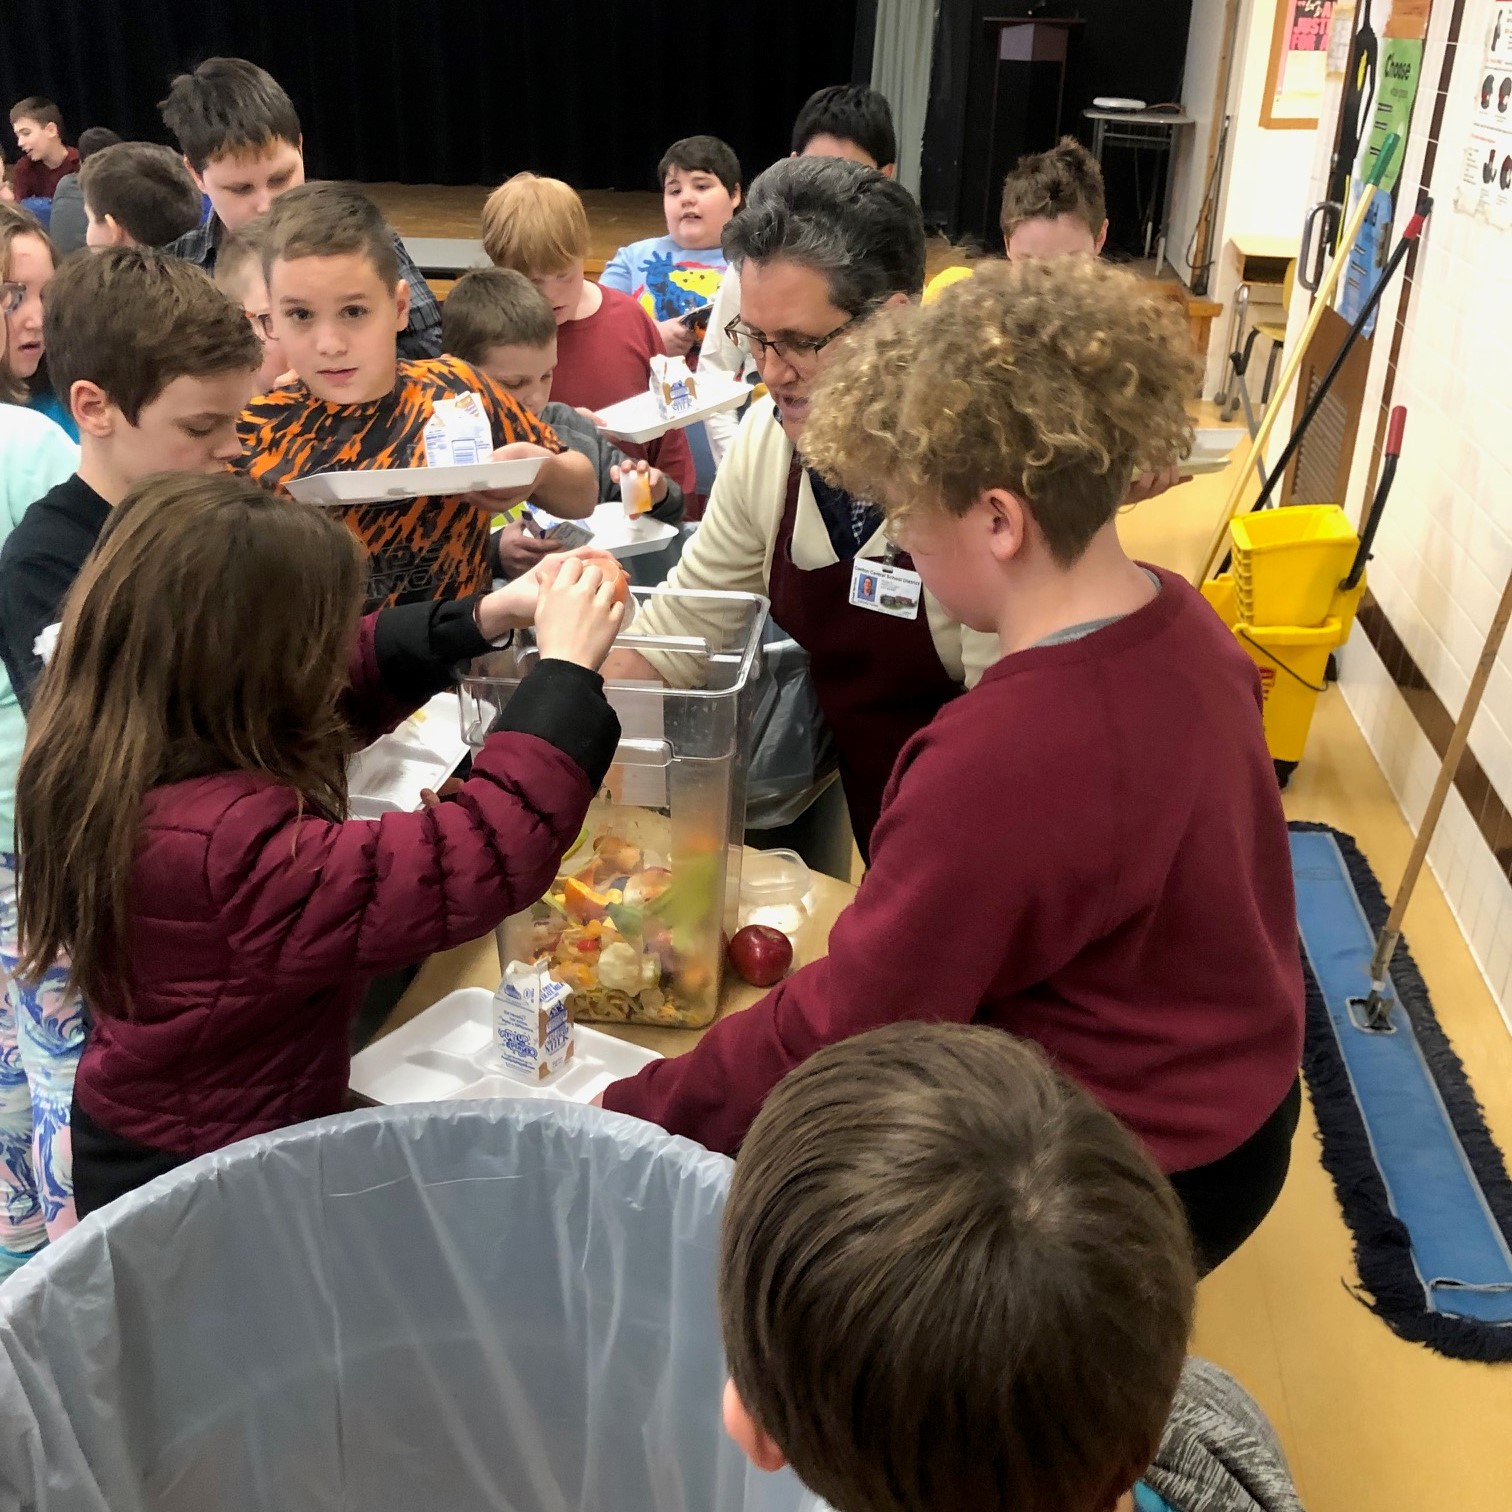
[604,157,996,861]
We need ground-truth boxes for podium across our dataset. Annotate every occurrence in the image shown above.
[958,16,1083,246]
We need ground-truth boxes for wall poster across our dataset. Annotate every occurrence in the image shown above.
[1265,0,1339,127]
[1455,0,1512,226]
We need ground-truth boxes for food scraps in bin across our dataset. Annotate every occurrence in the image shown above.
[520,826,724,1028]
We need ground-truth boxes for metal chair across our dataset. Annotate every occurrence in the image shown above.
[1223,259,1296,429]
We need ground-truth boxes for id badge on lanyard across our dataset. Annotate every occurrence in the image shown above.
[848,549,923,621]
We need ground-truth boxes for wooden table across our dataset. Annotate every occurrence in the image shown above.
[374,857,858,1060]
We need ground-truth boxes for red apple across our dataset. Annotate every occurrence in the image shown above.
[727,924,793,987]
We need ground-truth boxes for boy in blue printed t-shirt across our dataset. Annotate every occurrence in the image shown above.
[599,135,741,363]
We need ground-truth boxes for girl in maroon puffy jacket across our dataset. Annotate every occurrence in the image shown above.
[13,473,626,1216]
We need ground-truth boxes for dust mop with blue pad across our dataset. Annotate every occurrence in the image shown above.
[1294,556,1512,1361]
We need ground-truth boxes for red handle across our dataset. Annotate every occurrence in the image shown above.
[1386,405,1407,457]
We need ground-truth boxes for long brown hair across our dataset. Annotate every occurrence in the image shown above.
[15,474,367,1011]
[0,201,52,405]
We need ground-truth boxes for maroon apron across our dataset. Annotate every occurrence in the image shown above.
[766,458,961,860]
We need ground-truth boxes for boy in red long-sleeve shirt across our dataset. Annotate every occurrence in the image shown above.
[480,172,694,497]
[603,258,1305,1272]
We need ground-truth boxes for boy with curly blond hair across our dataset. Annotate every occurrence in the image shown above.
[603,257,1305,1273]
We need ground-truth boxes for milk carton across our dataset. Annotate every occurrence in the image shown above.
[423,392,494,467]
[494,959,575,1082]
[648,354,698,419]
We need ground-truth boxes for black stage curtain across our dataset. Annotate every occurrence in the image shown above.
[0,0,860,191]
[920,0,1196,254]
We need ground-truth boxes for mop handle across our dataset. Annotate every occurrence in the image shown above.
[1193,133,1400,587]
[1251,197,1428,517]
[1341,405,1407,591]
[1367,561,1512,990]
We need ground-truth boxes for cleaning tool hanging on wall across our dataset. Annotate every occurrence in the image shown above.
[1192,132,1401,587]
[1247,192,1431,519]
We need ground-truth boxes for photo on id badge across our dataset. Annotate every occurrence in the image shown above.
[850,557,922,619]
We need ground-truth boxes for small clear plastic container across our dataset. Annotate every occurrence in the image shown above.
[459,586,769,1029]
[738,848,813,938]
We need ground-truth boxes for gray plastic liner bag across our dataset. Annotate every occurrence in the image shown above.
[0,1101,829,1512]
[743,621,838,832]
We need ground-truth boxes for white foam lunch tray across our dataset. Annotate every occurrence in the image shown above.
[1181,428,1244,476]
[286,456,545,506]
[525,501,678,559]
[593,378,750,443]
[350,986,661,1106]
[347,691,470,819]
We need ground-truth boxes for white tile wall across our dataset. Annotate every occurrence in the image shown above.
[1331,0,1512,1033]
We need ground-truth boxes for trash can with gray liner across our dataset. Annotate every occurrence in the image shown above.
[0,1102,825,1512]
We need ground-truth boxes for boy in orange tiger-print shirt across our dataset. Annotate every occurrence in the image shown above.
[236,183,595,610]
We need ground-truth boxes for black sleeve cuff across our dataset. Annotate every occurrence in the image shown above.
[373,598,493,705]
[651,479,686,525]
[493,658,622,790]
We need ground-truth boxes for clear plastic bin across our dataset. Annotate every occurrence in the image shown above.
[459,586,769,1029]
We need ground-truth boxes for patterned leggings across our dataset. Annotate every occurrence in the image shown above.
[0,852,83,1280]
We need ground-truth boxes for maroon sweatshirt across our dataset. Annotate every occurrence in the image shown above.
[603,567,1305,1173]
[11,146,78,201]
[552,283,695,494]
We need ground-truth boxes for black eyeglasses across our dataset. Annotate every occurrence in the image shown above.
[723,312,862,369]
[0,281,26,316]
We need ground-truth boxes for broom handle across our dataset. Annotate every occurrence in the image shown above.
[1191,194,1368,585]
[1368,562,1512,988]
[1193,136,1399,587]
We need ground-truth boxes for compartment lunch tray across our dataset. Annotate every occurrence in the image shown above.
[349,987,660,1107]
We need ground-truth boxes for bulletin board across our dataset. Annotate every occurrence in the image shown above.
[1263,0,1339,127]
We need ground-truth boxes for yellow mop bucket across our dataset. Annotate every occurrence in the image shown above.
[1201,577,1345,774]
[1233,618,1342,763]
[1231,504,1358,627]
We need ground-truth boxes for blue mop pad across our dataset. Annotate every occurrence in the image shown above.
[1292,822,1512,1360]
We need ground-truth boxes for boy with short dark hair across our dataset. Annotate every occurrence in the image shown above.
[482,172,694,495]
[443,267,684,577]
[79,142,203,252]
[600,135,742,359]
[157,57,441,359]
[46,127,122,255]
[7,98,77,206]
[790,83,899,175]
[0,248,263,703]
[0,247,263,1270]
[236,183,595,610]
[605,258,1305,1274]
[720,1022,1303,1512]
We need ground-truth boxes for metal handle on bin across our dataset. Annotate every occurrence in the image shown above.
[614,633,712,656]
[612,738,673,768]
